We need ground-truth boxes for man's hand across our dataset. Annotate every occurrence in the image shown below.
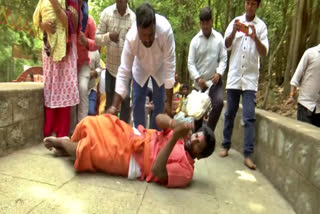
[248,25,257,41]
[197,78,208,91]
[173,121,194,139]
[109,32,119,43]
[40,21,56,34]
[233,19,241,34]
[89,69,97,80]
[212,73,221,85]
[106,106,119,115]
[146,102,154,112]
[78,32,88,48]
[285,97,295,106]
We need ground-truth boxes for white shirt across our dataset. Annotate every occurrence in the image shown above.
[290,44,320,113]
[95,4,136,77]
[188,29,227,90]
[88,50,102,92]
[115,14,176,99]
[224,14,269,91]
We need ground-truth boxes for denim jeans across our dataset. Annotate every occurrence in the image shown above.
[88,90,97,115]
[105,70,131,123]
[297,103,320,127]
[222,89,256,158]
[133,77,165,130]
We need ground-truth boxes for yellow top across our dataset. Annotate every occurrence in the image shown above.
[33,0,66,62]
[173,82,181,95]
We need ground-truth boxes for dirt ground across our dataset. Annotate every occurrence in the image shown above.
[256,83,297,119]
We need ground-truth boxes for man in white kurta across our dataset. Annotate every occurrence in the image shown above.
[107,3,176,130]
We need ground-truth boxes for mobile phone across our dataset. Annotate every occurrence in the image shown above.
[238,22,249,35]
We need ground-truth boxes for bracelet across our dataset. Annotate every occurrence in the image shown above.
[110,106,120,113]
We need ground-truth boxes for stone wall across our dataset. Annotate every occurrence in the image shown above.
[0,83,44,156]
[215,105,320,214]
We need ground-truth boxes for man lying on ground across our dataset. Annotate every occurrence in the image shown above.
[44,113,215,188]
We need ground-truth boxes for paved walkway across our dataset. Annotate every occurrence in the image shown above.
[0,144,295,214]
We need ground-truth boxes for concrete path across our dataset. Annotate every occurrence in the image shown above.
[0,144,295,214]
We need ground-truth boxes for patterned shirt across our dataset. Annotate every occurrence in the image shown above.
[95,3,136,77]
[290,45,320,113]
[224,14,269,91]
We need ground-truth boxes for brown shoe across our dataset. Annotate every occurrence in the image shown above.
[219,148,229,157]
[244,157,256,170]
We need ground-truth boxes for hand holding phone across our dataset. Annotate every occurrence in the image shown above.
[239,22,249,35]
[235,20,250,36]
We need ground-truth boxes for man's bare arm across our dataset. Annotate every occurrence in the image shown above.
[152,119,193,181]
[155,113,174,130]
[151,133,179,180]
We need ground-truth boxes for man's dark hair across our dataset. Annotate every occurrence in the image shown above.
[247,0,261,5]
[136,3,156,28]
[199,7,212,22]
[199,124,215,158]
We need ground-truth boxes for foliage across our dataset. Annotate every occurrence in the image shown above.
[1,0,319,114]
[0,0,42,81]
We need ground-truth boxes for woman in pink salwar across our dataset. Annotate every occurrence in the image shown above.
[33,0,81,137]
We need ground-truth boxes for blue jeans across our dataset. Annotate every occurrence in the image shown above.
[88,90,97,115]
[105,70,131,123]
[222,89,256,158]
[81,1,88,32]
[133,77,165,130]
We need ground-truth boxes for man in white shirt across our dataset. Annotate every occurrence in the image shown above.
[188,7,227,132]
[219,0,269,170]
[95,0,136,123]
[107,3,176,130]
[285,44,320,127]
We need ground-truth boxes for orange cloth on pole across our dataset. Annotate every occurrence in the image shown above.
[71,114,155,176]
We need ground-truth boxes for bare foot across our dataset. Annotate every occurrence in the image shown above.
[43,136,70,151]
[219,148,229,157]
[244,157,256,170]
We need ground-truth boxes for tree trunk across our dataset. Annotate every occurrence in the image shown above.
[284,2,298,95]
[180,44,188,84]
[290,0,306,75]
[225,0,230,31]
[309,0,320,46]
[263,27,288,109]
[283,19,295,94]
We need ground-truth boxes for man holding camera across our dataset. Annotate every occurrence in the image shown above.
[219,0,269,170]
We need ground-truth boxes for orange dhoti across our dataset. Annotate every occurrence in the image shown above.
[71,114,155,177]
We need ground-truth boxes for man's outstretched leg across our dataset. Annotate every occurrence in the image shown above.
[44,136,78,158]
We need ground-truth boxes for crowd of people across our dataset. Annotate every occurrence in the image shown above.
[33,0,319,188]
